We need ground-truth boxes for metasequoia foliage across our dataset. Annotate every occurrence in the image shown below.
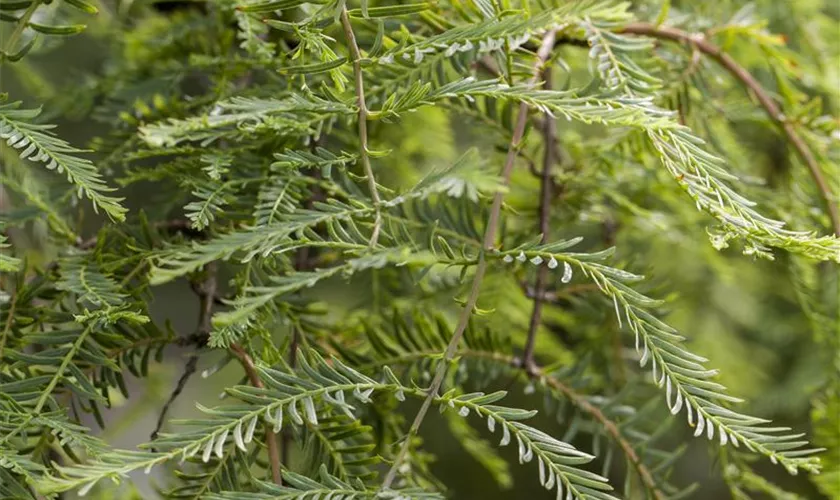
[0,0,838,499]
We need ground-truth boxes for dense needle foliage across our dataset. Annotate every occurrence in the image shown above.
[0,0,838,498]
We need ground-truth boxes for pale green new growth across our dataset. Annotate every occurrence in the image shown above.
[497,240,823,474]
[0,101,126,221]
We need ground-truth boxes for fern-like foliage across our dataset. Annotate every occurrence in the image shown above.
[1,0,835,498]
[36,352,614,500]
[446,85,839,261]
[0,99,126,221]
[341,310,694,498]
[496,240,822,473]
[205,467,443,499]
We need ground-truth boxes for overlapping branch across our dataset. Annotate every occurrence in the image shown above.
[620,22,840,236]
[381,30,559,490]
[361,343,668,499]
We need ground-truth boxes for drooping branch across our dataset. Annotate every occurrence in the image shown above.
[339,7,382,247]
[362,347,665,498]
[522,68,557,373]
[620,22,840,236]
[380,30,559,491]
[532,366,666,500]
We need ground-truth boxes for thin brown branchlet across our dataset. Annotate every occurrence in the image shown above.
[621,22,840,236]
[381,30,560,491]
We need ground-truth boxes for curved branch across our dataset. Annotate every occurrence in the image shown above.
[620,22,840,236]
[339,8,382,247]
[1,0,41,61]
[361,348,666,499]
[229,343,283,485]
[380,30,559,490]
[150,355,198,442]
[522,68,557,372]
[531,367,665,500]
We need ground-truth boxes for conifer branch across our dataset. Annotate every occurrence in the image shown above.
[5,3,833,497]
[339,6,382,247]
[381,30,558,491]
[522,68,557,373]
[0,101,127,221]
[497,243,823,474]
[621,22,840,236]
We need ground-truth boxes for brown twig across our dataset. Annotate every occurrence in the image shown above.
[151,263,217,442]
[229,343,283,485]
[380,30,559,491]
[184,262,284,485]
[339,7,382,247]
[531,365,666,500]
[148,261,284,491]
[620,22,840,236]
[522,68,557,373]
[523,283,600,301]
[196,263,217,335]
[150,355,199,442]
